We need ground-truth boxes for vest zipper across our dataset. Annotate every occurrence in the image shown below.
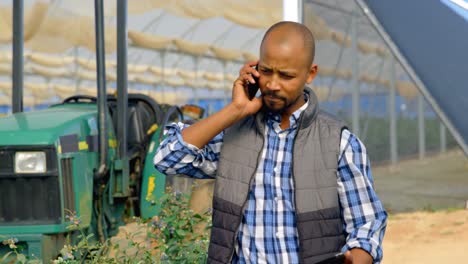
[228,126,266,263]
[291,115,304,263]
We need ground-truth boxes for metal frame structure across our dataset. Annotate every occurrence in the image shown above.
[355,0,468,156]
[12,0,24,113]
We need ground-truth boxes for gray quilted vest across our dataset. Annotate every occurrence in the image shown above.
[208,87,347,264]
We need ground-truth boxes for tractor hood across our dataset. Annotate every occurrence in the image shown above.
[0,104,99,146]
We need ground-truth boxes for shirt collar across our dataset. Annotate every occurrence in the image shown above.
[267,92,309,130]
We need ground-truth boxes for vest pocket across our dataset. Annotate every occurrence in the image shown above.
[296,206,344,239]
[297,207,346,260]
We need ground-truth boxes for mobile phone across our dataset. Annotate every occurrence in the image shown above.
[315,252,345,264]
[247,65,259,99]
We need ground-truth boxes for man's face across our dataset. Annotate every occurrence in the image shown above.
[258,34,317,115]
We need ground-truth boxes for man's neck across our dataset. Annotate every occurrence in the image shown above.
[279,116,291,129]
[279,94,306,129]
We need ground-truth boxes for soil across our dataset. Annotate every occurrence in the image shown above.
[111,151,468,263]
[383,210,468,263]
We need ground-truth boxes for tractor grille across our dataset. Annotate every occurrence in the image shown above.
[61,158,75,212]
[0,146,61,225]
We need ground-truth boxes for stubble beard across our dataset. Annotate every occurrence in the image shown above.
[262,92,303,115]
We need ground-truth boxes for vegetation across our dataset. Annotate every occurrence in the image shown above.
[338,116,458,163]
[1,188,212,264]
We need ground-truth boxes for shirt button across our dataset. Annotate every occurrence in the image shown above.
[274,167,279,173]
[274,197,279,202]
[276,232,280,237]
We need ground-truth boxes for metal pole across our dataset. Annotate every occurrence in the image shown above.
[440,121,447,153]
[117,0,128,161]
[389,57,398,164]
[95,0,108,178]
[355,0,468,156]
[283,0,304,23]
[351,8,360,136]
[117,0,129,195]
[418,94,426,159]
[12,0,24,113]
[298,0,304,23]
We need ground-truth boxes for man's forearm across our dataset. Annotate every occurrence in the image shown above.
[349,248,373,264]
[181,103,246,149]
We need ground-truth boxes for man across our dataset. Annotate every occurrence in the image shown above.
[154,21,387,264]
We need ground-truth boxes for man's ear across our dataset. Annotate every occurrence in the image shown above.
[306,64,318,84]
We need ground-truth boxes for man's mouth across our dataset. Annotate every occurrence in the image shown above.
[264,94,284,102]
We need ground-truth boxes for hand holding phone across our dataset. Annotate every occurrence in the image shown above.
[247,65,259,100]
[315,253,345,264]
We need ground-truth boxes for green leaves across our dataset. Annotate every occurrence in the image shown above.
[1,187,212,263]
[149,187,212,263]
[175,229,187,237]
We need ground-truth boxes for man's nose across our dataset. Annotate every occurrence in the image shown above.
[265,75,280,91]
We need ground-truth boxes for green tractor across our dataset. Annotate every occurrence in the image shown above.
[0,0,198,261]
[0,93,170,260]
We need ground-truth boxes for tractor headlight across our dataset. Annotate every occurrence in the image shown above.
[15,151,47,173]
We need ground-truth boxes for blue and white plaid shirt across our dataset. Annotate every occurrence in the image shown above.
[154,100,387,264]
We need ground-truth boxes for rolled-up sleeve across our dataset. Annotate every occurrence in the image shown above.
[153,122,224,179]
[337,129,387,263]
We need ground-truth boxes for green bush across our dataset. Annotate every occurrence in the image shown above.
[1,188,212,264]
[148,191,211,263]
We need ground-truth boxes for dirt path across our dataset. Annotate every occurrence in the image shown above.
[383,210,468,263]
[373,150,468,212]
[110,209,468,263]
[111,151,468,263]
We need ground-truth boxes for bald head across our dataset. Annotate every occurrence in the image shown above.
[260,21,316,68]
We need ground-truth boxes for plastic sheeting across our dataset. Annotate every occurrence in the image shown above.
[0,1,388,58]
[134,75,161,85]
[206,81,225,90]
[177,69,198,79]
[29,53,75,67]
[129,30,173,51]
[128,64,149,74]
[128,0,282,29]
[0,81,11,96]
[173,38,210,56]
[210,46,242,61]
[242,52,258,62]
[31,65,70,78]
[203,72,224,82]
[0,2,49,43]
[0,64,11,75]
[76,58,116,71]
[0,0,421,107]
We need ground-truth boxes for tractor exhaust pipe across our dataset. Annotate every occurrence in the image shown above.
[12,0,24,113]
[94,0,108,179]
